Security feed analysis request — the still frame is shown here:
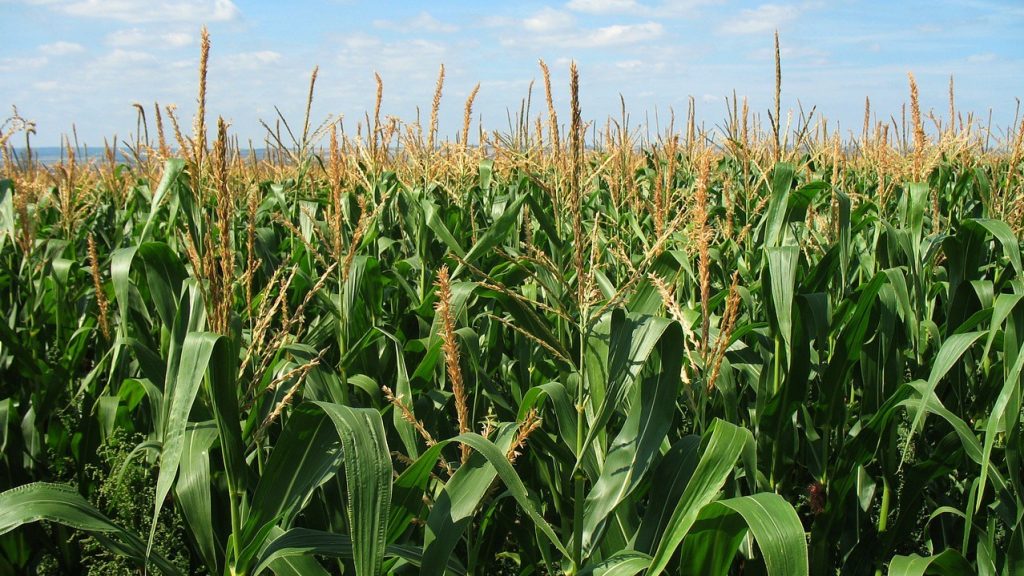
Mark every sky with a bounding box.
[0,0,1022,147]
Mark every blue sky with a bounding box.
[1,0,1022,147]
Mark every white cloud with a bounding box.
[566,0,639,14]
[656,0,720,16]
[609,56,670,76]
[106,28,147,46]
[480,15,515,28]
[480,78,534,94]
[0,56,49,73]
[524,7,575,33]
[248,51,282,64]
[583,22,663,47]
[567,0,718,17]
[503,6,663,49]
[336,34,448,77]
[719,3,801,35]
[162,32,193,47]
[373,11,458,34]
[750,45,829,66]
[98,48,156,65]
[106,28,194,48]
[966,53,997,64]
[39,41,84,55]
[33,80,61,91]
[505,14,663,49]
[221,50,282,70]
[36,0,240,24]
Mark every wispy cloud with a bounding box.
[33,80,62,92]
[39,41,85,56]
[566,0,718,17]
[615,59,645,71]
[583,22,664,47]
[373,11,458,34]
[220,50,283,71]
[523,7,575,33]
[3,0,1020,148]
[656,0,721,16]
[505,7,663,48]
[106,28,194,48]
[966,53,997,64]
[97,48,157,66]
[28,0,240,24]
[335,33,449,79]
[0,56,49,73]
[566,0,639,14]
[750,44,830,66]
[719,3,801,35]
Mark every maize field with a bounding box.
[1,31,1023,576]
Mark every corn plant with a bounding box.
[1,38,1024,575]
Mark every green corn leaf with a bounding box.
[678,493,808,576]
[453,192,528,279]
[581,320,683,557]
[240,402,392,576]
[635,435,702,552]
[963,218,1022,277]
[0,179,13,250]
[256,527,332,575]
[253,527,467,575]
[648,419,753,575]
[763,162,796,247]
[175,422,220,574]
[420,429,571,573]
[765,245,799,366]
[388,441,448,544]
[579,311,674,467]
[900,331,985,469]
[150,331,222,559]
[377,328,420,458]
[411,280,476,382]
[137,242,187,331]
[422,425,519,572]
[517,381,578,461]
[888,549,973,575]
[241,404,344,546]
[0,397,10,454]
[140,159,185,243]
[580,550,652,576]
[316,402,392,576]
[836,189,851,287]
[422,196,467,258]
[0,482,181,575]
[978,309,1024,511]
[110,246,139,335]
[203,333,247,540]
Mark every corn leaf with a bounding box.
[0,482,181,575]
[648,419,753,575]
[888,549,973,575]
[678,493,808,576]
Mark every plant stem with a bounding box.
[573,314,588,571]
[770,335,782,489]
[874,476,892,576]
[573,470,585,570]
[227,484,244,575]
